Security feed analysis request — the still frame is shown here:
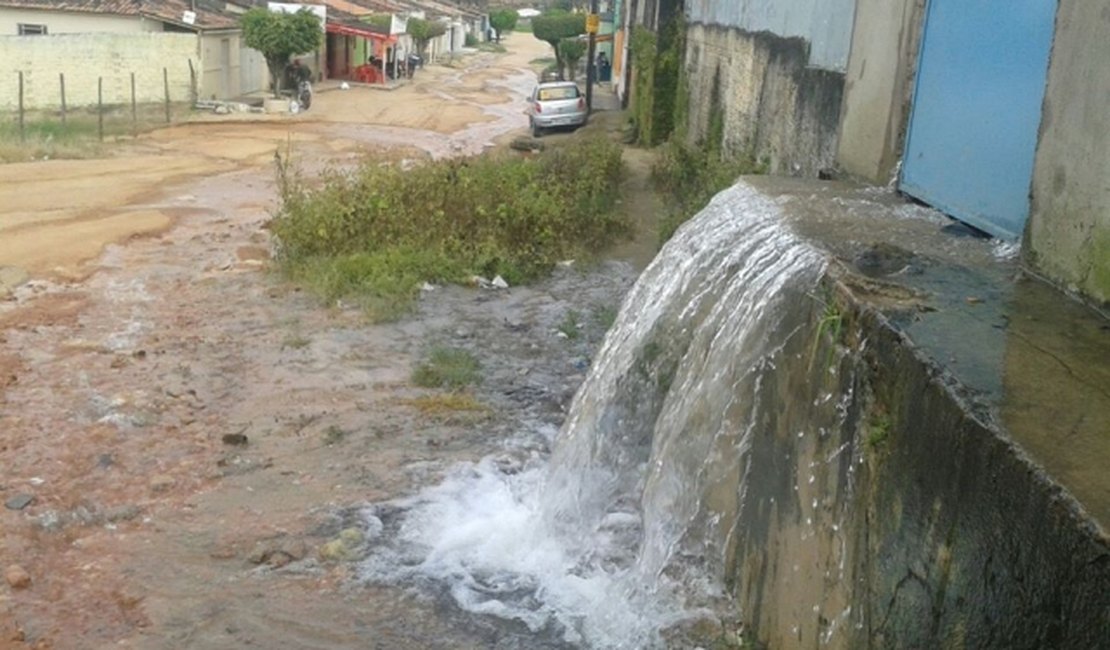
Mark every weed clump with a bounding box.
[271,139,626,320]
[652,140,766,244]
[411,346,481,390]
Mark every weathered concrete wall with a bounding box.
[0,33,199,109]
[686,0,857,71]
[713,177,1110,649]
[725,275,1110,649]
[835,0,923,184]
[1026,0,1110,306]
[683,24,843,176]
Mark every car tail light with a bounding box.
[578,97,586,110]
[534,102,542,114]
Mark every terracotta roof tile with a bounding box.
[0,0,240,29]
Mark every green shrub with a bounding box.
[465,32,479,47]
[412,347,481,389]
[652,140,766,244]
[271,139,626,319]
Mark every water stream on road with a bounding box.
[359,185,827,648]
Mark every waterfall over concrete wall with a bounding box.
[359,179,1110,649]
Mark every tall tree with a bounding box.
[531,13,585,78]
[407,17,448,63]
[488,8,519,41]
[241,7,323,97]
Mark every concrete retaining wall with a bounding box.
[686,0,857,71]
[726,272,1110,649]
[1,33,199,110]
[683,23,843,176]
[1026,0,1110,306]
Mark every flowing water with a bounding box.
[359,184,828,648]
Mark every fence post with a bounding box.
[59,72,67,124]
[130,72,137,136]
[188,59,197,104]
[97,77,104,142]
[18,71,25,143]
[163,67,171,124]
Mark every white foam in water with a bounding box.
[361,456,682,647]
[360,182,826,648]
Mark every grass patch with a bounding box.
[557,309,582,340]
[402,392,488,415]
[529,56,557,66]
[0,104,192,163]
[866,414,892,449]
[653,140,767,244]
[282,333,311,349]
[593,303,618,330]
[271,138,626,320]
[411,347,481,389]
[478,41,507,53]
[323,425,348,445]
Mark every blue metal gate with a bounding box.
[900,0,1057,240]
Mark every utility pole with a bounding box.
[585,0,599,112]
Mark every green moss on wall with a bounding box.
[1088,231,1110,304]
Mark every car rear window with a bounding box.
[538,86,579,101]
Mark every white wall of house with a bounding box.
[0,8,268,102]
[0,32,199,109]
[0,8,162,35]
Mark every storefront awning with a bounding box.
[326,21,398,44]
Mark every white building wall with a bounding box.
[1,32,199,109]
[0,8,162,35]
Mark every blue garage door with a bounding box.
[900,0,1057,240]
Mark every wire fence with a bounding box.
[4,65,198,146]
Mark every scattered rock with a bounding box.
[4,494,33,511]
[149,475,175,493]
[97,453,115,469]
[965,296,984,305]
[318,539,350,562]
[854,242,917,278]
[454,327,472,339]
[318,527,366,562]
[110,355,130,369]
[491,275,509,289]
[221,432,249,446]
[248,537,308,568]
[420,282,436,292]
[103,504,141,523]
[4,565,31,589]
[213,104,231,115]
[509,136,544,152]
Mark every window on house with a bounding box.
[17,24,48,35]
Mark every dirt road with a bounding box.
[0,36,652,649]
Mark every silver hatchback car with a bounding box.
[528,81,587,137]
